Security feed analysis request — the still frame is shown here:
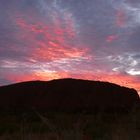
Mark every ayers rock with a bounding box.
[0,78,139,112]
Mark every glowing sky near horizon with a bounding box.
[0,0,140,94]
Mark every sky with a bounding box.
[0,0,140,94]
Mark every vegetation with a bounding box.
[0,109,139,140]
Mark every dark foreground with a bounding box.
[0,110,140,140]
[0,78,139,113]
[0,79,140,139]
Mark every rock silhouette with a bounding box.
[0,78,139,112]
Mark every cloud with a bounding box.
[0,0,140,94]
[0,78,12,86]
[112,0,140,28]
[0,0,92,85]
[127,27,140,51]
[126,69,140,76]
[13,3,91,62]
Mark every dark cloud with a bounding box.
[128,28,140,51]
[0,78,12,86]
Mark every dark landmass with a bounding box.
[0,78,139,113]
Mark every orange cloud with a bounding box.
[3,67,140,96]
[5,70,71,83]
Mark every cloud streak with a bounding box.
[0,0,140,95]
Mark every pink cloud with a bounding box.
[116,9,126,28]
[15,12,91,62]
[106,35,118,43]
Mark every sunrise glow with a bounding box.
[0,0,140,95]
